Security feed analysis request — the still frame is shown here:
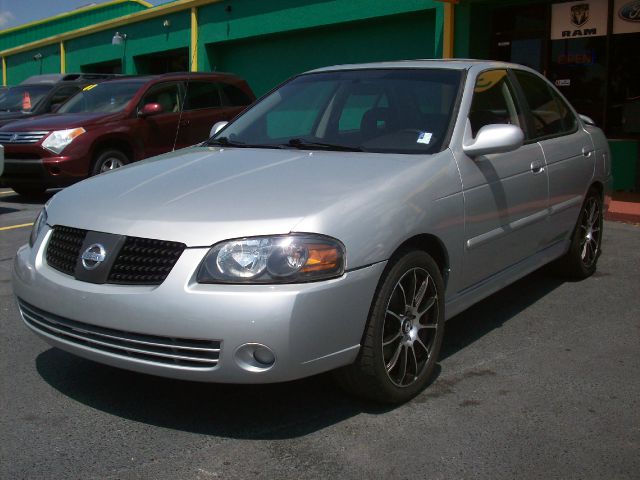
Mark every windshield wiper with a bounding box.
[207,136,284,149]
[286,138,364,152]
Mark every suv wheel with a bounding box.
[335,250,445,404]
[91,149,128,176]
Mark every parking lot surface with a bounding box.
[1,188,639,480]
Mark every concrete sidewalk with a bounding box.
[606,192,640,224]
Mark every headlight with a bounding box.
[41,127,85,154]
[29,207,48,247]
[197,234,345,284]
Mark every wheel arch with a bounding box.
[90,136,135,168]
[388,234,450,288]
[588,180,604,200]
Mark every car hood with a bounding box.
[46,146,429,247]
[0,111,30,126]
[0,112,119,131]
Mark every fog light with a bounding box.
[253,345,275,366]
[234,343,276,372]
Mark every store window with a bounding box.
[608,32,640,136]
[548,36,607,127]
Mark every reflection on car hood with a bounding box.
[46,146,424,246]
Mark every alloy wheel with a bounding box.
[579,196,602,268]
[382,267,439,387]
[99,157,125,173]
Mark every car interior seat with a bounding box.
[360,107,398,141]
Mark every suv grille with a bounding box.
[19,299,221,369]
[46,226,185,286]
[0,131,48,144]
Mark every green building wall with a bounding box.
[65,10,191,76]
[5,44,61,85]
[197,0,442,95]
[0,0,149,51]
[4,0,443,94]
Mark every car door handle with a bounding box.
[180,120,190,127]
[531,161,545,174]
[582,146,593,157]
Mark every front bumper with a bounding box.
[0,144,90,188]
[13,227,385,383]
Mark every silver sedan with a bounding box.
[13,60,611,403]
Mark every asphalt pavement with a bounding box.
[1,188,638,480]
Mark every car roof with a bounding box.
[19,73,120,85]
[98,72,245,85]
[307,59,525,73]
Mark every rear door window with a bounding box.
[220,83,253,107]
[513,70,578,140]
[185,82,222,110]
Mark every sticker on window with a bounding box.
[417,132,432,145]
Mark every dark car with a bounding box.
[0,73,118,129]
[0,72,255,197]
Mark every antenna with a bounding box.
[172,76,189,152]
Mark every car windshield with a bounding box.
[58,82,142,114]
[0,85,51,112]
[208,68,463,154]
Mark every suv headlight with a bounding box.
[42,127,85,154]
[29,207,48,247]
[197,234,345,284]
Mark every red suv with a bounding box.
[0,72,255,197]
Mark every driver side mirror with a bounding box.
[463,124,524,158]
[210,121,228,138]
[138,102,164,118]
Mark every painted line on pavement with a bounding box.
[0,223,33,231]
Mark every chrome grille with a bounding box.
[0,131,48,144]
[19,299,221,369]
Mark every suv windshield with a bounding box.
[0,85,51,112]
[59,82,142,114]
[208,68,462,154]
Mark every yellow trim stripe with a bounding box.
[442,3,455,58]
[190,7,198,72]
[0,223,34,231]
[60,41,66,74]
[0,0,221,58]
[0,0,151,38]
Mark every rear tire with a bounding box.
[335,250,445,404]
[91,149,128,176]
[11,185,47,198]
[553,188,603,279]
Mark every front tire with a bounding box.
[336,250,445,404]
[91,149,128,176]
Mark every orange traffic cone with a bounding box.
[22,91,31,110]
